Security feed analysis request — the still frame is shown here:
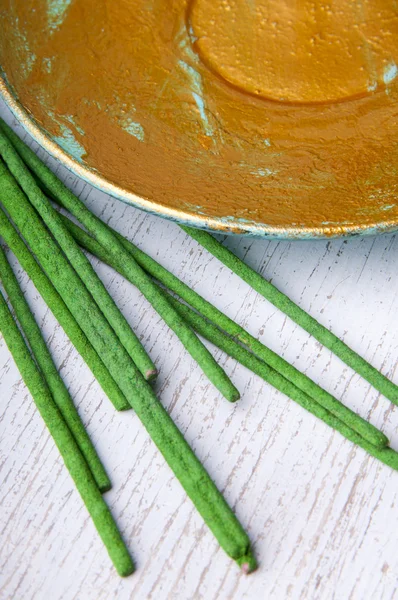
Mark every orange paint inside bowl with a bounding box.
[0,0,398,236]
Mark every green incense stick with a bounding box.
[0,128,156,382]
[0,289,134,576]
[60,212,388,452]
[0,209,130,412]
[58,212,388,449]
[167,295,398,470]
[0,122,239,403]
[0,162,256,573]
[0,161,162,408]
[181,226,398,404]
[0,244,111,491]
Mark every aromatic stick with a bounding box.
[0,245,111,491]
[0,123,239,404]
[0,162,155,404]
[181,225,398,404]
[0,164,256,573]
[59,213,388,449]
[58,211,387,451]
[0,289,134,576]
[0,209,129,412]
[167,295,398,470]
[0,128,156,382]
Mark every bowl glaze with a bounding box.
[1,0,398,238]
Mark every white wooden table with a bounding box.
[1,99,398,600]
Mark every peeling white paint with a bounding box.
[178,60,213,138]
[383,62,397,85]
[54,124,86,160]
[122,119,145,142]
[47,0,72,31]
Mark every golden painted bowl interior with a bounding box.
[0,0,398,238]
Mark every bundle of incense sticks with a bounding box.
[0,118,397,575]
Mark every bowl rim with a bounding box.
[1,75,397,240]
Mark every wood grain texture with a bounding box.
[1,100,398,600]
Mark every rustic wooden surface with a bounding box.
[1,99,398,600]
